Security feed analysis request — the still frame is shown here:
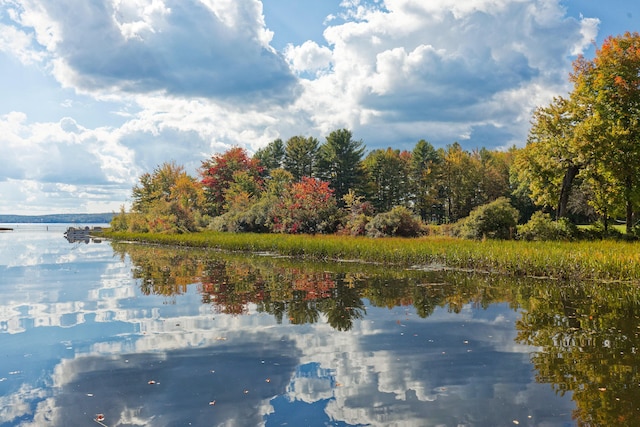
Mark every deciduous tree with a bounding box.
[200,147,264,216]
[571,32,640,233]
[271,177,338,234]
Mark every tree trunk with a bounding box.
[556,164,580,219]
[626,201,633,234]
[626,176,633,235]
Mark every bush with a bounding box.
[365,206,423,237]
[517,211,576,241]
[209,197,274,233]
[339,192,373,236]
[271,177,340,234]
[458,197,518,240]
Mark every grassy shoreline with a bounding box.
[101,230,640,282]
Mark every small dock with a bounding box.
[64,226,103,243]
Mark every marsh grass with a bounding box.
[102,230,640,282]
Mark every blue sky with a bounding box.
[0,0,638,214]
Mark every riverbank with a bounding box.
[101,230,640,282]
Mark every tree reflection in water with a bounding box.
[113,242,640,426]
[515,282,640,426]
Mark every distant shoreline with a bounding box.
[0,213,113,224]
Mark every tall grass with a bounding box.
[101,230,640,282]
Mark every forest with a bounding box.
[111,33,640,241]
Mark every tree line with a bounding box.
[112,32,640,239]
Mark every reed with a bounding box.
[101,230,640,282]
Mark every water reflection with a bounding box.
[516,283,640,427]
[3,232,639,426]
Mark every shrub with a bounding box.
[339,191,373,236]
[365,206,423,237]
[271,177,340,234]
[458,197,518,240]
[110,206,129,232]
[517,211,576,241]
[210,196,274,233]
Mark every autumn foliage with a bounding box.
[200,147,264,216]
[271,177,339,234]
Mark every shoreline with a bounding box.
[100,230,640,283]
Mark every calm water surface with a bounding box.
[1,226,638,426]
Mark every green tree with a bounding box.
[512,96,583,219]
[441,143,478,222]
[129,161,204,233]
[410,140,444,222]
[363,148,411,212]
[571,32,640,233]
[284,135,319,181]
[253,139,285,174]
[476,147,513,205]
[317,129,366,203]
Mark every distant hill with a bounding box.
[0,213,114,224]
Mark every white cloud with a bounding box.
[292,0,598,147]
[284,40,333,75]
[0,0,604,213]
[4,0,297,101]
[0,22,45,63]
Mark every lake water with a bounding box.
[1,226,638,426]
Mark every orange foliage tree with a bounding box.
[271,177,339,234]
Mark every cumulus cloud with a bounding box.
[284,40,333,75]
[293,0,600,148]
[0,0,603,213]
[3,0,298,101]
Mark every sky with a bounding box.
[0,0,638,215]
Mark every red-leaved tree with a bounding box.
[271,177,338,234]
[199,147,264,216]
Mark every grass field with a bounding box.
[101,230,640,283]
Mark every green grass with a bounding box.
[101,230,640,282]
